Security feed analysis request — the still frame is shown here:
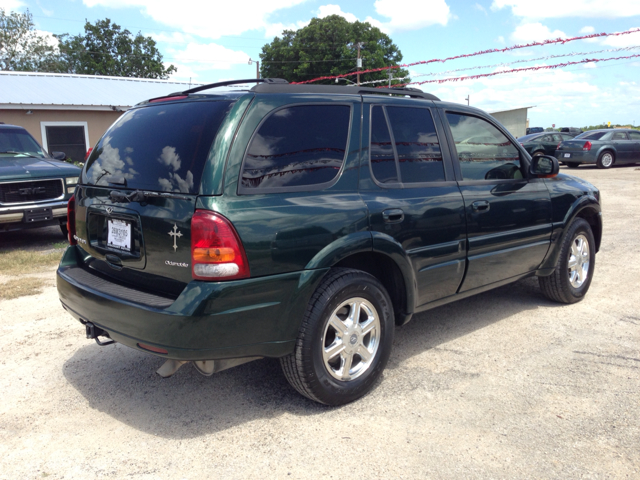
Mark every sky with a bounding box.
[2,0,640,128]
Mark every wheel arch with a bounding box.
[537,196,602,274]
[305,231,417,326]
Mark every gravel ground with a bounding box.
[1,166,638,479]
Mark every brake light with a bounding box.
[84,147,93,161]
[583,141,592,151]
[191,210,250,281]
[557,142,561,149]
[150,95,188,103]
[67,195,77,245]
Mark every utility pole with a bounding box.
[356,43,362,86]
[248,58,260,79]
[388,66,392,87]
[465,95,470,105]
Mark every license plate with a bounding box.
[563,153,571,158]
[107,219,131,251]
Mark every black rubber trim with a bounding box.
[62,266,175,308]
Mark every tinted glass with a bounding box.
[446,113,522,181]
[84,100,234,193]
[628,131,640,140]
[386,106,444,183]
[560,134,574,141]
[370,106,398,183]
[0,129,45,157]
[580,131,606,140]
[611,132,629,140]
[242,105,350,190]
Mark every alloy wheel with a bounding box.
[568,234,590,288]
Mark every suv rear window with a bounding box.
[240,105,351,191]
[84,100,234,193]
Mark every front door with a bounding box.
[442,110,552,292]
[360,99,467,307]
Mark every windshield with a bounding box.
[0,129,46,158]
[84,100,234,193]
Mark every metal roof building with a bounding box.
[0,71,203,162]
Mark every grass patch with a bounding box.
[0,277,47,300]
[0,249,63,275]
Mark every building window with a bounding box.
[40,122,89,163]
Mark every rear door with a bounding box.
[76,98,239,297]
[441,109,552,292]
[610,131,633,163]
[628,130,640,161]
[359,98,466,307]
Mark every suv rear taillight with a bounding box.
[191,210,250,281]
[67,195,77,245]
[583,141,592,151]
[557,142,561,149]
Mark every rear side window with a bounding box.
[84,100,234,193]
[629,131,640,140]
[369,106,445,185]
[446,113,522,181]
[241,105,351,191]
[580,131,606,140]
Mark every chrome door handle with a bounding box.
[382,208,404,224]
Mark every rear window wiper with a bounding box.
[0,150,43,158]
[109,189,193,203]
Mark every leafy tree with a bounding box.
[56,18,176,78]
[260,15,409,85]
[0,8,63,71]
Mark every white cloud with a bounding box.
[148,31,195,45]
[171,42,250,70]
[491,0,640,18]
[317,4,358,23]
[602,28,640,47]
[583,62,597,69]
[510,23,567,43]
[0,0,25,11]
[579,25,600,43]
[474,3,488,15]
[373,0,451,32]
[264,20,310,39]
[82,0,307,39]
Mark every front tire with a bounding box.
[539,218,595,304]
[566,162,579,168]
[280,268,394,405]
[597,151,614,169]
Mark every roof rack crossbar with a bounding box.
[180,78,288,95]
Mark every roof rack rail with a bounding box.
[250,83,439,101]
[181,78,288,95]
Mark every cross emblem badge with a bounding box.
[168,224,182,252]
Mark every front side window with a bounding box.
[241,105,350,190]
[446,113,522,181]
[369,105,445,185]
[628,131,640,140]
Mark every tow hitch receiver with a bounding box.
[85,322,115,346]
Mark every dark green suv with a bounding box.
[57,79,602,405]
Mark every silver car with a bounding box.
[555,129,640,169]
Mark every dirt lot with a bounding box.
[1,166,638,479]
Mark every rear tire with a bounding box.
[539,218,595,304]
[597,151,614,169]
[280,268,394,405]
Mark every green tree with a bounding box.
[0,8,64,71]
[260,15,409,85]
[56,18,176,78]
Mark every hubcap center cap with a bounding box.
[349,334,358,345]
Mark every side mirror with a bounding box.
[51,151,66,160]
[529,155,559,178]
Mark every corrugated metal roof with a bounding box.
[0,71,206,109]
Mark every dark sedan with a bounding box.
[1,124,81,235]
[555,129,640,169]
[518,132,576,157]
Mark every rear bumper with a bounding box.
[57,246,328,361]
[554,150,597,164]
